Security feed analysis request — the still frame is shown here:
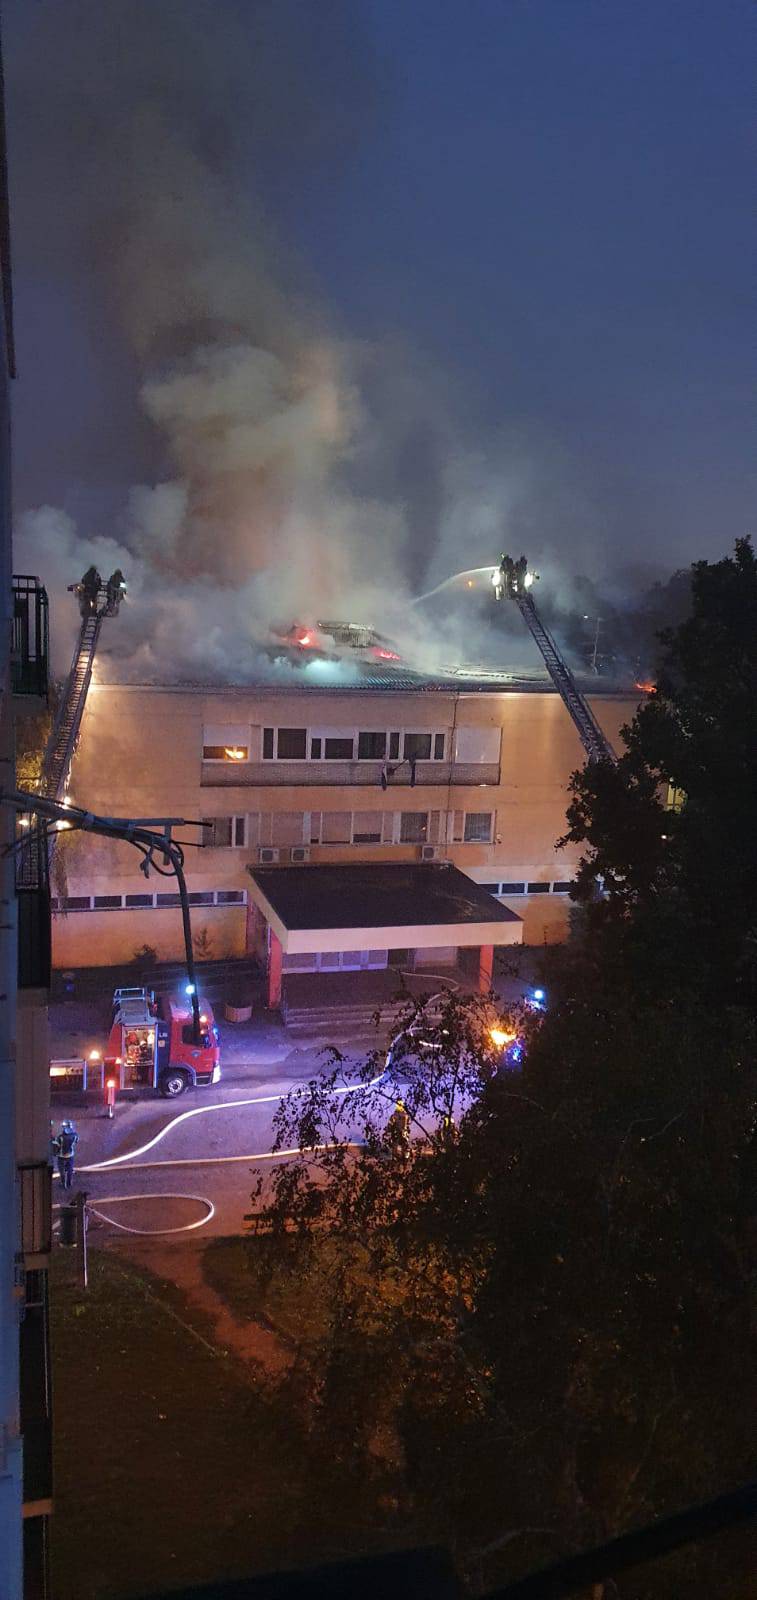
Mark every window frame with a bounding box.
[462,811,494,843]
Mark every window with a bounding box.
[93,895,121,909]
[463,812,493,843]
[201,816,247,848]
[275,727,307,760]
[124,893,153,908]
[62,896,90,912]
[270,811,305,847]
[500,882,526,895]
[526,881,550,894]
[433,733,446,760]
[321,812,352,844]
[202,723,250,762]
[665,783,686,813]
[552,881,574,894]
[324,736,354,760]
[479,883,500,894]
[388,731,400,760]
[263,727,274,759]
[156,893,182,908]
[400,811,428,843]
[310,729,355,760]
[358,731,386,760]
[188,891,215,906]
[202,744,248,762]
[403,732,432,761]
[216,889,245,905]
[454,726,501,764]
[353,811,383,844]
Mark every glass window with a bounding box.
[388,731,400,760]
[276,728,307,759]
[433,732,446,760]
[188,891,215,906]
[233,816,247,848]
[217,889,245,905]
[93,895,121,909]
[271,812,304,846]
[358,731,386,760]
[527,882,550,894]
[400,812,428,843]
[500,882,526,895]
[263,727,274,759]
[202,744,248,762]
[323,736,354,760]
[464,812,493,843]
[404,732,432,761]
[353,811,383,844]
[202,818,233,848]
[124,893,153,908]
[321,812,352,844]
[310,737,322,759]
[156,893,182,908]
[479,883,500,894]
[552,881,573,894]
[62,896,90,912]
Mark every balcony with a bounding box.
[16,823,52,990]
[202,760,501,789]
[11,575,49,699]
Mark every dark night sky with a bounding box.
[5,0,754,596]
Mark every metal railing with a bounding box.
[11,574,48,699]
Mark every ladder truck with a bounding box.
[492,555,617,764]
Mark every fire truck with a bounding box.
[103,987,221,1097]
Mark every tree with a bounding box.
[248,983,757,1596]
[562,540,757,1008]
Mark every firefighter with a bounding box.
[514,555,528,590]
[71,565,101,618]
[57,1119,79,1190]
[385,1100,410,1161]
[105,568,126,613]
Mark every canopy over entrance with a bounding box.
[247,862,522,1008]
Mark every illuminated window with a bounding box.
[665,783,686,813]
[202,744,249,762]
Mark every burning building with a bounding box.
[50,665,638,1007]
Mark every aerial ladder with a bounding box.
[40,572,125,802]
[493,554,616,764]
[15,573,126,890]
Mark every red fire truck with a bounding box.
[103,987,221,1097]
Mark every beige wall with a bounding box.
[51,683,638,966]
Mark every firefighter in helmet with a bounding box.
[70,565,102,618]
[105,568,126,614]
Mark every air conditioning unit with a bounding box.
[257,846,280,864]
[290,846,311,864]
[419,844,440,862]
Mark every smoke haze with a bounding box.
[5,0,679,684]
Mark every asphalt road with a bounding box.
[53,1044,386,1237]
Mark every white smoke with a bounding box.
[6,0,624,687]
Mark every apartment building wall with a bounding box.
[51,682,637,966]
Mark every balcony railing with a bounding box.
[202,760,501,789]
[11,574,49,699]
[16,822,52,990]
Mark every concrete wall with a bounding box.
[52,683,638,966]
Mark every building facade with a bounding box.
[52,679,637,976]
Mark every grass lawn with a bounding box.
[51,1247,408,1599]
